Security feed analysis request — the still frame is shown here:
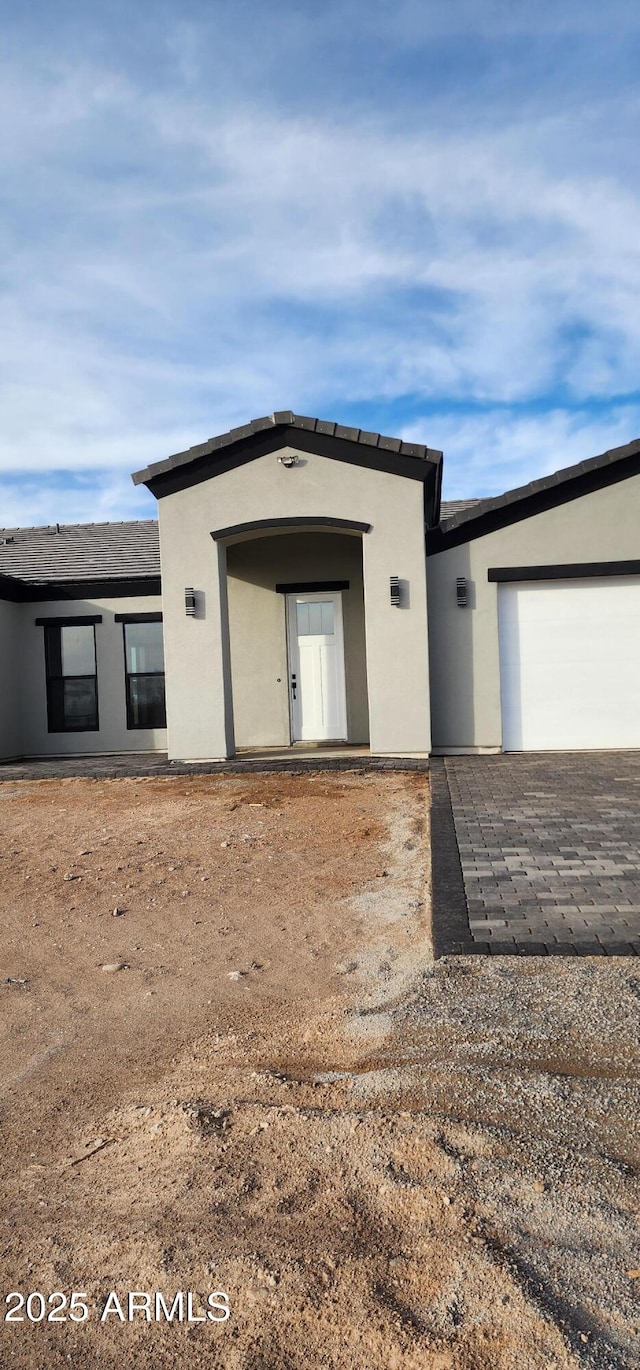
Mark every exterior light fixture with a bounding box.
[185,587,196,616]
[456,576,468,607]
[390,575,401,607]
[278,453,299,468]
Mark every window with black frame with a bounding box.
[123,618,166,729]
[44,621,99,732]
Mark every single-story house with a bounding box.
[1,411,639,762]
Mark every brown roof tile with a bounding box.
[132,412,442,486]
[436,437,640,533]
[0,521,160,585]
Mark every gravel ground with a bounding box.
[0,772,638,1369]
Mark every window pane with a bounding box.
[307,602,323,634]
[125,621,165,674]
[320,601,334,634]
[295,602,310,635]
[60,624,95,676]
[46,678,66,732]
[296,600,334,636]
[127,674,166,729]
[44,625,63,678]
[63,678,98,730]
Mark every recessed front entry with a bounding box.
[286,591,348,742]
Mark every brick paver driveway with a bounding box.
[436,753,640,956]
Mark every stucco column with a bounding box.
[161,535,235,761]
[362,525,431,755]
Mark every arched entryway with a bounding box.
[143,422,435,762]
[223,526,369,750]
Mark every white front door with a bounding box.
[286,592,348,742]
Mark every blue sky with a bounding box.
[2,0,640,525]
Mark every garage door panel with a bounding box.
[498,577,640,751]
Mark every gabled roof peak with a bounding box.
[132,411,442,488]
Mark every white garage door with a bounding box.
[498,577,640,751]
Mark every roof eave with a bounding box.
[427,436,640,554]
[132,413,443,493]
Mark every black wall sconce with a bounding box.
[390,575,401,607]
[185,587,197,616]
[456,576,468,607]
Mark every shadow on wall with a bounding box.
[428,543,480,750]
[496,583,524,752]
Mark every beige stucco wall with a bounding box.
[157,446,431,758]
[428,472,640,750]
[0,598,23,759]
[227,532,369,747]
[17,595,166,756]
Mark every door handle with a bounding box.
[291,673,297,700]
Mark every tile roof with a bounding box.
[439,498,482,522]
[8,430,635,586]
[0,521,160,585]
[132,411,443,485]
[435,436,640,533]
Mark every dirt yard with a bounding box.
[0,771,638,1370]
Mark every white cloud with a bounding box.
[1,6,640,511]
[0,468,156,530]
[406,406,640,499]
